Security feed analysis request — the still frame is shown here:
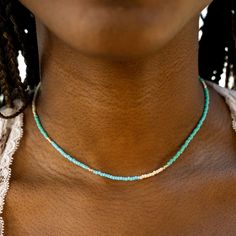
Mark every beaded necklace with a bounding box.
[32,77,209,181]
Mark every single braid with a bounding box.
[0,46,13,109]
[0,5,14,108]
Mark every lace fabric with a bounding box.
[0,100,24,236]
[0,82,235,235]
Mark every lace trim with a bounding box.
[0,101,24,236]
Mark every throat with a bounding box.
[23,17,206,181]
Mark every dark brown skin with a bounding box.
[2,0,236,235]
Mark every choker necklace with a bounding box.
[32,77,209,182]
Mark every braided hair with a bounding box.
[0,0,39,119]
[0,0,235,119]
[199,0,236,87]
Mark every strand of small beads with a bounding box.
[32,77,209,182]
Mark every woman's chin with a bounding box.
[34,1,183,58]
[50,12,177,60]
[62,31,170,60]
[31,0,201,60]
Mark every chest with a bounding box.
[2,173,236,236]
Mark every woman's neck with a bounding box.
[22,16,206,183]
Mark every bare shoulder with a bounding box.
[197,81,236,191]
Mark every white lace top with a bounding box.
[0,80,235,235]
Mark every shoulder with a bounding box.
[205,80,236,101]
[205,80,236,132]
[196,79,236,180]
